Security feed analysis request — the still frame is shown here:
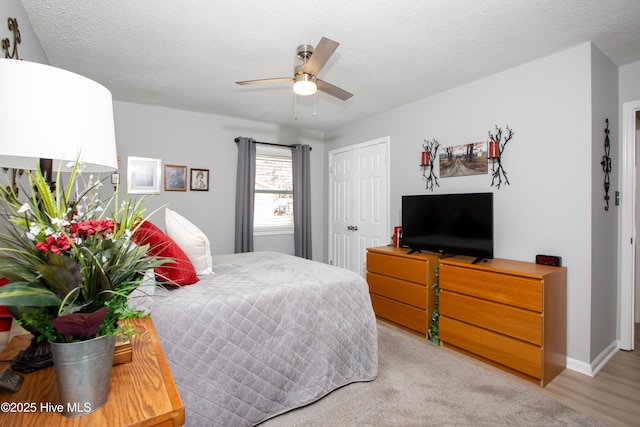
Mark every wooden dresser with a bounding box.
[366,246,440,337]
[0,317,184,426]
[438,256,567,387]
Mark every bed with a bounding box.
[144,250,378,427]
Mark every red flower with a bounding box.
[72,219,115,240]
[35,235,72,255]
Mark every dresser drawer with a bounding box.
[367,251,429,284]
[439,265,542,312]
[367,272,426,309]
[440,316,542,379]
[370,294,427,334]
[440,290,542,345]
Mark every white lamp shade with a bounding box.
[0,59,117,172]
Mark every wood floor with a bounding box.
[540,324,640,427]
[437,323,639,426]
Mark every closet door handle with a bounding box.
[347,225,358,231]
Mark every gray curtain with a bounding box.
[292,144,312,259]
[234,137,256,253]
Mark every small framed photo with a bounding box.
[127,156,161,194]
[164,165,187,191]
[190,168,209,191]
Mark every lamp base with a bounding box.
[10,336,53,373]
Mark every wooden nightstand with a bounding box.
[0,317,184,426]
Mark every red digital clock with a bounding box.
[535,254,562,266]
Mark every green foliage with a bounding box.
[428,265,440,345]
[0,160,168,342]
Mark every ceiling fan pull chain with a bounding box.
[313,92,317,116]
[294,93,298,120]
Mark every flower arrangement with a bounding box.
[0,161,166,343]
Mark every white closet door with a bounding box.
[330,137,389,277]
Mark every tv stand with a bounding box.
[471,257,486,264]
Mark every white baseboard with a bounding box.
[566,356,593,376]
[590,340,620,376]
[565,340,619,377]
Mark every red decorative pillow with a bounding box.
[132,220,199,286]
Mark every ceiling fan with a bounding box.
[235,37,353,101]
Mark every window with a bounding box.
[254,147,293,233]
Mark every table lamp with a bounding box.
[0,58,118,371]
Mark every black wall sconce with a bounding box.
[421,138,440,191]
[601,118,612,211]
[488,125,514,189]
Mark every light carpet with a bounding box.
[261,321,607,426]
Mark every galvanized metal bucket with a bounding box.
[50,334,116,417]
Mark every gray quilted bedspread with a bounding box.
[150,251,378,426]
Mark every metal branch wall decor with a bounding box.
[2,17,20,59]
[421,138,440,191]
[600,118,612,211]
[488,125,514,189]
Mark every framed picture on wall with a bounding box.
[164,165,187,191]
[439,142,488,178]
[127,156,161,194]
[190,168,209,191]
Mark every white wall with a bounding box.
[589,45,619,360]
[326,43,596,366]
[112,101,326,260]
[620,61,640,104]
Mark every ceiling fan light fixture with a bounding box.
[236,37,351,102]
[293,73,317,96]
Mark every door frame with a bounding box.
[328,136,390,267]
[619,99,640,350]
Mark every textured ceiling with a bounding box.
[20,0,640,132]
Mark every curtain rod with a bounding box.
[234,137,312,151]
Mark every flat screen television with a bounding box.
[401,192,493,261]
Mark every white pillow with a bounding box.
[164,208,214,275]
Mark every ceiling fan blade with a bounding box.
[236,77,292,85]
[317,79,353,101]
[303,37,339,77]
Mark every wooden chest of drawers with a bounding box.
[439,256,567,387]
[366,246,440,337]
